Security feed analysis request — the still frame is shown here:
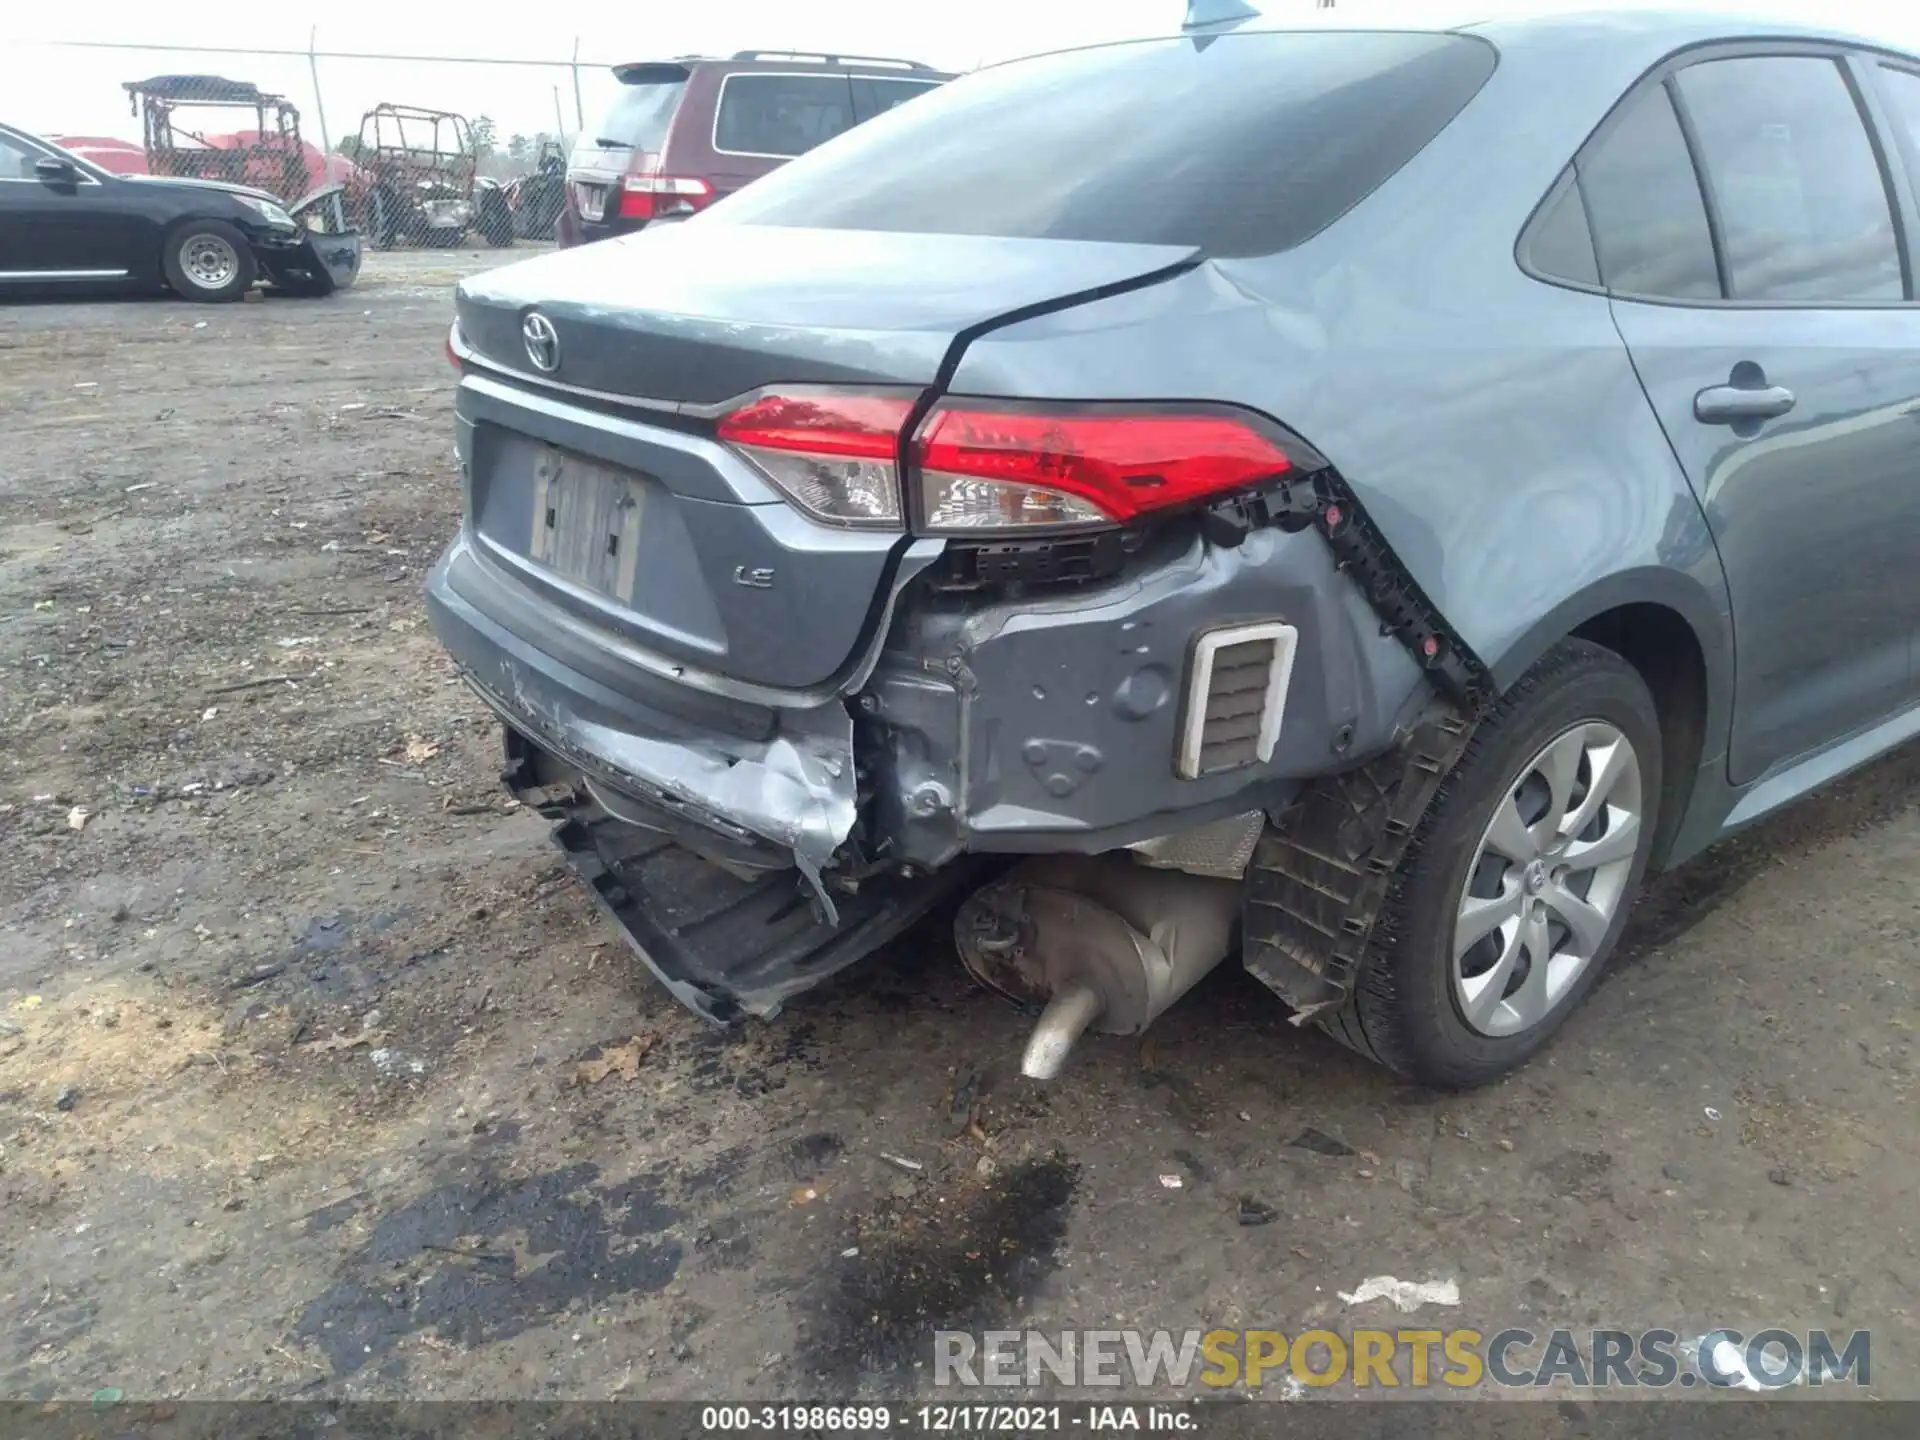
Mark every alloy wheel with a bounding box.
[1451,721,1643,1038]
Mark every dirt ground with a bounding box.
[2,248,1917,1407]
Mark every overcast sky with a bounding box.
[12,1,1920,152]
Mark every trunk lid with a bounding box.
[455,223,1195,695]
[455,220,1199,403]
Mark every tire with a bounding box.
[161,220,256,303]
[1318,639,1663,1088]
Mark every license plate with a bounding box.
[529,447,647,601]
[573,182,607,222]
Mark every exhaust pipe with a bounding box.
[955,854,1242,1080]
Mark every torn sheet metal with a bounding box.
[489,658,858,921]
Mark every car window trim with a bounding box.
[1522,37,1920,310]
[709,71,859,161]
[1658,75,1734,300]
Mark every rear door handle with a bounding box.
[1694,382,1795,425]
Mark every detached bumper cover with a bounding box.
[505,730,977,1024]
[256,229,363,295]
[429,533,978,1023]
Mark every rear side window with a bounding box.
[852,77,942,121]
[1579,85,1721,300]
[594,79,687,152]
[711,31,1497,258]
[1874,65,1920,156]
[715,74,856,158]
[1676,56,1901,302]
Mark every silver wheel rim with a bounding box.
[182,234,240,290]
[1452,721,1643,1038]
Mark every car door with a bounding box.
[1588,48,1920,785]
[0,130,143,280]
[0,130,72,275]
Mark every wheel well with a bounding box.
[1572,603,1708,866]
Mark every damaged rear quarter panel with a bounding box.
[944,41,1734,742]
[867,527,1421,863]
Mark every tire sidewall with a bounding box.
[163,220,256,303]
[1379,646,1663,1086]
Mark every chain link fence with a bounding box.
[31,42,624,247]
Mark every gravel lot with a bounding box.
[2,248,1917,1408]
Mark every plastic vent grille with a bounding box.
[1176,622,1299,780]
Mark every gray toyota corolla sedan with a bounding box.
[428,11,1920,1088]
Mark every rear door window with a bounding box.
[1675,55,1901,302]
[714,74,857,158]
[1873,63,1920,159]
[851,77,942,122]
[712,31,1496,258]
[593,78,688,152]
[1578,84,1722,300]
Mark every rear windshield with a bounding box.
[714,74,856,158]
[713,31,1497,257]
[593,79,687,151]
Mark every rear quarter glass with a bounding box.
[710,30,1497,258]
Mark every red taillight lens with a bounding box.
[617,174,715,220]
[718,391,917,529]
[446,323,462,370]
[912,404,1293,533]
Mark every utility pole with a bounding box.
[570,36,585,131]
[308,25,331,153]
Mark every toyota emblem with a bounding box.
[522,312,560,373]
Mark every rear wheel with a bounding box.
[1318,639,1662,1088]
[162,220,256,303]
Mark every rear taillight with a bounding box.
[616,174,715,220]
[718,390,917,528]
[446,322,462,370]
[911,403,1293,534]
[717,391,1298,536]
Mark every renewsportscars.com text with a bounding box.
[934,1327,1870,1392]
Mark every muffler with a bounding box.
[954,854,1242,1080]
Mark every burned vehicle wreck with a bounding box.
[430,16,1920,1086]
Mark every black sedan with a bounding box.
[0,121,362,303]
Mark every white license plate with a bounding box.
[529,447,647,600]
[573,183,608,222]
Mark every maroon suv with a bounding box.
[557,51,951,248]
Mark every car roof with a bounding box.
[1454,7,1909,58]
[979,10,1916,94]
[612,52,949,81]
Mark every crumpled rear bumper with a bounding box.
[424,532,858,894]
[428,531,987,1023]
